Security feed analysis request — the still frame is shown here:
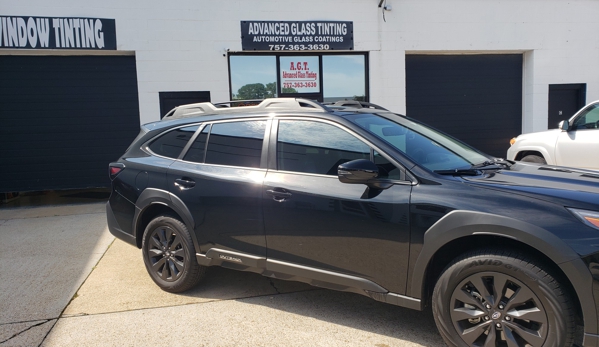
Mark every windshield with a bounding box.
[344,113,490,171]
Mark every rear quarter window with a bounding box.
[148,125,199,158]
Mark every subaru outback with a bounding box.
[107,98,599,347]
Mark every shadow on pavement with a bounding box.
[65,234,444,346]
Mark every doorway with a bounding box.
[548,84,586,129]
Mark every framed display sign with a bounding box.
[241,21,353,51]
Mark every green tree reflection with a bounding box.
[234,82,297,100]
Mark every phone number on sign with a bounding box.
[283,82,318,89]
[269,44,330,51]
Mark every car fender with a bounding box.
[409,210,597,334]
[133,188,198,250]
[508,143,555,164]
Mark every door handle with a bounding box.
[174,178,195,190]
[266,189,292,202]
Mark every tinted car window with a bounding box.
[277,120,370,175]
[573,104,599,130]
[148,125,199,158]
[345,113,488,171]
[205,121,267,168]
[183,125,210,163]
[374,150,403,180]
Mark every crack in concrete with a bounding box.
[0,319,52,344]
[268,279,281,294]
[38,319,58,347]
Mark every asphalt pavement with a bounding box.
[0,199,445,347]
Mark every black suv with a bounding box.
[107,98,599,347]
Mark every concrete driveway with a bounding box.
[0,202,445,347]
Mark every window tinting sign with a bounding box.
[0,16,116,50]
[241,21,353,51]
[280,56,319,93]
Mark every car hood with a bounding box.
[516,128,561,141]
[463,162,599,208]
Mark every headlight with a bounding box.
[568,208,599,230]
[509,137,517,146]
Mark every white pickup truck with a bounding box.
[507,100,599,170]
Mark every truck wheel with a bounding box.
[520,155,546,164]
[432,249,575,347]
[142,215,205,293]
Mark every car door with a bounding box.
[556,103,599,170]
[167,119,270,257]
[263,118,412,294]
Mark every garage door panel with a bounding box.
[3,126,139,142]
[2,124,139,138]
[4,159,122,182]
[406,54,522,158]
[0,55,140,192]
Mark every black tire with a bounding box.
[520,155,546,164]
[142,215,205,293]
[432,249,575,347]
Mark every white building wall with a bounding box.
[392,0,599,133]
[2,0,598,130]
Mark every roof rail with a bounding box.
[163,98,331,119]
[324,100,388,111]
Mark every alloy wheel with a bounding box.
[449,271,548,347]
[146,225,187,282]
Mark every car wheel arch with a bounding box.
[515,150,545,161]
[133,188,198,250]
[409,210,596,336]
[512,146,554,164]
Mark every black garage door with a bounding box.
[0,55,140,192]
[406,55,522,158]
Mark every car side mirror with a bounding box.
[559,120,570,131]
[338,159,379,183]
[338,159,393,189]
